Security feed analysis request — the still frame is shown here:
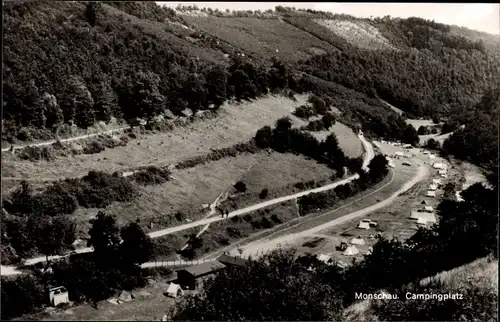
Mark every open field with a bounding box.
[406,118,439,130]
[314,19,396,51]
[1,95,308,181]
[307,122,363,158]
[72,151,335,232]
[183,16,339,62]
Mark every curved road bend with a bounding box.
[142,162,428,268]
[1,135,373,275]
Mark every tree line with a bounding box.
[4,0,426,148]
[441,88,499,169]
[1,212,154,320]
[298,154,388,215]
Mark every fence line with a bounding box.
[147,250,278,268]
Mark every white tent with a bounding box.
[351,237,365,245]
[432,178,442,185]
[357,221,371,230]
[428,183,438,191]
[118,290,133,303]
[416,213,437,225]
[426,191,436,197]
[317,254,332,264]
[416,217,427,225]
[432,162,444,169]
[344,245,360,256]
[424,206,434,212]
[166,283,184,298]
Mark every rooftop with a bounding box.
[217,254,249,267]
[180,261,225,277]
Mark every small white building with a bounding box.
[438,169,447,175]
[426,190,436,197]
[49,286,69,307]
[410,211,437,224]
[166,283,184,298]
[432,178,442,185]
[358,221,371,230]
[423,205,434,212]
[428,183,438,191]
[440,173,448,178]
[432,162,444,169]
[395,151,404,157]
[429,154,436,160]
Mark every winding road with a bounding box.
[2,134,375,276]
[1,127,130,153]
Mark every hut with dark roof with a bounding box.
[177,261,225,290]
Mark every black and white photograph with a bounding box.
[1,1,499,321]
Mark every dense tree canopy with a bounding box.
[173,250,343,321]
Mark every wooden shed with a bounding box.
[177,261,225,290]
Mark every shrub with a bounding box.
[226,227,242,238]
[321,113,336,129]
[250,220,262,229]
[270,214,282,224]
[17,146,55,161]
[260,217,274,229]
[259,188,269,199]
[131,166,171,185]
[83,141,105,154]
[234,181,247,193]
[1,275,46,320]
[175,212,185,222]
[293,105,316,119]
[425,138,441,150]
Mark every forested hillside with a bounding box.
[3,1,499,166]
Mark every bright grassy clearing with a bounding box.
[307,122,363,158]
[2,95,308,181]
[406,118,439,130]
[314,19,396,51]
[183,16,338,62]
[73,150,335,229]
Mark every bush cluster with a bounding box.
[130,166,171,186]
[176,141,260,170]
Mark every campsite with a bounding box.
[1,1,498,321]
